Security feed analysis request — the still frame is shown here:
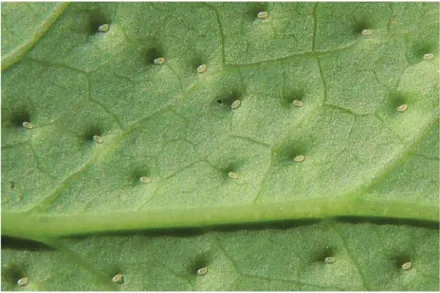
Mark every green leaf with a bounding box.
[1,2,439,291]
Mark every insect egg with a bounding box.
[324,256,336,264]
[401,262,412,270]
[17,277,29,287]
[139,176,151,183]
[197,267,208,276]
[361,29,373,36]
[231,100,241,109]
[294,155,305,162]
[22,121,33,129]
[112,273,123,283]
[93,135,103,144]
[257,11,268,19]
[292,100,303,107]
[98,24,110,33]
[423,53,434,60]
[153,57,165,65]
[228,171,239,179]
[397,104,408,113]
[197,64,207,73]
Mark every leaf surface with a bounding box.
[1,2,439,291]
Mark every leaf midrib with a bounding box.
[2,196,439,241]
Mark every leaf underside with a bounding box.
[1,2,439,291]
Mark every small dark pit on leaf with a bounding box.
[8,109,31,128]
[246,3,269,22]
[143,45,166,66]
[87,9,111,35]
[80,126,103,143]
[1,263,27,286]
[392,254,412,271]
[187,253,212,276]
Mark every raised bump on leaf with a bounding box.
[401,262,412,270]
[93,135,103,144]
[139,176,151,183]
[154,57,165,65]
[17,277,29,287]
[231,100,241,109]
[324,256,336,264]
[423,53,434,60]
[196,267,208,276]
[257,11,268,19]
[112,273,123,284]
[361,29,373,36]
[292,100,303,107]
[228,171,239,179]
[98,24,109,33]
[294,155,305,163]
[197,64,207,73]
[397,104,408,113]
[22,121,33,130]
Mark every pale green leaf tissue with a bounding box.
[1,2,439,291]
